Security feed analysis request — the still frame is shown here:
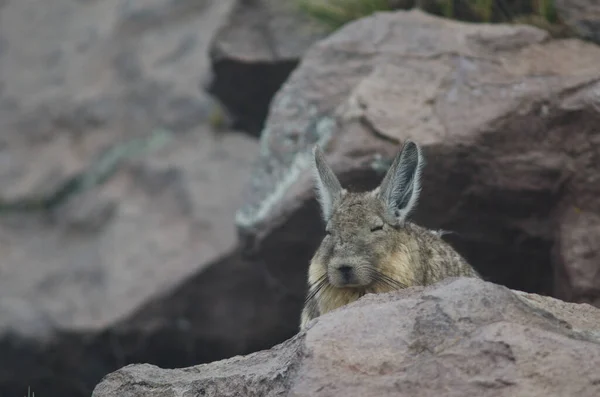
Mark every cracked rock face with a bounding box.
[92,277,600,397]
[235,9,600,307]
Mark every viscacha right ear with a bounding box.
[312,146,344,222]
[376,140,425,224]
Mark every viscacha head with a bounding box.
[310,140,425,289]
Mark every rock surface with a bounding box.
[92,277,600,397]
[235,9,600,305]
[0,0,246,331]
[555,0,600,44]
[0,130,257,333]
[207,0,329,136]
[0,0,285,396]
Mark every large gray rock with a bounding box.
[0,0,236,205]
[92,277,600,397]
[207,0,329,136]
[0,130,257,333]
[235,9,600,307]
[0,0,279,396]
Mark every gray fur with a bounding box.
[300,140,480,330]
[377,140,425,224]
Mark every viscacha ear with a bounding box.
[377,140,425,223]
[312,146,344,222]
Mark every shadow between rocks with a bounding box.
[0,248,302,397]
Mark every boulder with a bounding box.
[92,277,600,397]
[207,0,329,136]
[235,9,600,307]
[555,0,600,44]
[0,0,281,395]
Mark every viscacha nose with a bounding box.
[337,265,353,281]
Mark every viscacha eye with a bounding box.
[370,224,384,232]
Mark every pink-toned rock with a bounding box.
[92,277,600,397]
[235,9,600,307]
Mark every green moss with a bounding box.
[297,0,393,30]
[536,0,558,23]
[207,101,232,132]
[298,0,564,35]
[468,0,495,22]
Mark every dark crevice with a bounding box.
[207,59,300,137]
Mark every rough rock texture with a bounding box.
[0,0,297,395]
[207,0,329,136]
[92,277,600,397]
[0,0,243,334]
[0,130,256,333]
[555,0,600,44]
[235,9,600,306]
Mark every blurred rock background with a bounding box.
[0,0,598,396]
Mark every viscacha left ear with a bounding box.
[312,146,345,222]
